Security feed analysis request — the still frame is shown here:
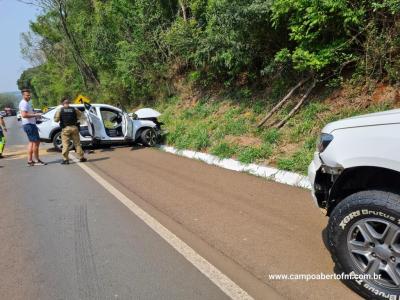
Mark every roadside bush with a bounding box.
[223,118,249,136]
[211,142,239,159]
[181,102,216,120]
[173,123,210,151]
[277,148,313,173]
[167,122,187,146]
[237,145,272,164]
[187,123,211,150]
[261,129,281,145]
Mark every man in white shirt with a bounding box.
[19,89,47,166]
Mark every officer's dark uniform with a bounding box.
[54,107,85,162]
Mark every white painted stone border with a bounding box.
[158,145,312,190]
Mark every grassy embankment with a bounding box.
[152,84,396,174]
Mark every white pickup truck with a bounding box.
[308,109,400,299]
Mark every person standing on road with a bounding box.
[0,114,7,158]
[19,89,47,166]
[54,98,87,164]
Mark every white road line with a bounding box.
[72,157,254,300]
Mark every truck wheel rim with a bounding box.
[55,135,63,149]
[347,218,400,288]
[145,130,156,146]
[55,135,71,150]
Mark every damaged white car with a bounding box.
[37,103,164,151]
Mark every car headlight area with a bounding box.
[317,133,334,153]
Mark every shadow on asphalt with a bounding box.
[45,144,148,155]
[99,147,115,152]
[130,145,146,151]
[321,227,329,250]
[45,156,110,165]
[84,157,110,163]
[87,144,145,152]
[2,153,19,159]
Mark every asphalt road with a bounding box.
[4,115,29,146]
[0,117,360,299]
[0,118,235,300]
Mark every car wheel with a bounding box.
[140,128,157,147]
[328,190,400,299]
[53,131,73,152]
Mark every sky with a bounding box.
[0,0,39,93]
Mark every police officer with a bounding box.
[0,114,7,158]
[54,98,87,164]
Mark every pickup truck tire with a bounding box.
[328,190,400,299]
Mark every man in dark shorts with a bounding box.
[19,89,47,166]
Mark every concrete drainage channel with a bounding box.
[158,145,312,190]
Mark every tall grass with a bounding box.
[156,95,394,174]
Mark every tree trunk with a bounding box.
[275,79,317,129]
[179,0,187,21]
[257,76,310,128]
[57,0,99,87]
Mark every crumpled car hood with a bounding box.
[135,108,161,119]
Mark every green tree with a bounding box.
[17,0,400,108]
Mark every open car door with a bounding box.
[121,112,134,140]
[83,103,106,140]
